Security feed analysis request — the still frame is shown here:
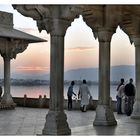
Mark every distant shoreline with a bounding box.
[0,79,119,86]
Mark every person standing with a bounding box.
[78,79,92,112]
[67,81,76,110]
[116,78,125,114]
[124,78,136,116]
[0,85,2,101]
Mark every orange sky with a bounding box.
[0,8,135,75]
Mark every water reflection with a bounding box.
[8,85,117,100]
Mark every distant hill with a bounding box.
[64,65,135,81]
[0,65,135,81]
[111,65,135,82]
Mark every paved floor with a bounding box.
[0,107,140,135]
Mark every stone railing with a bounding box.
[11,95,117,111]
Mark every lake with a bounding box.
[7,85,117,101]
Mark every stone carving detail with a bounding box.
[96,28,116,42]
[0,11,13,28]
[37,18,72,36]
[13,5,81,35]
[13,5,140,40]
[13,5,42,20]
[0,39,28,59]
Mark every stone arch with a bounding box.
[64,15,99,111]
[65,15,99,75]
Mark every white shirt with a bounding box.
[117,84,125,98]
[79,84,91,106]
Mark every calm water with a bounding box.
[7,85,117,101]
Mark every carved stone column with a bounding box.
[41,19,72,135]
[13,5,81,135]
[1,56,15,107]
[93,28,117,126]
[0,39,27,108]
[131,36,140,119]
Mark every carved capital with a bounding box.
[0,39,28,59]
[37,18,72,36]
[13,5,81,36]
[36,5,81,36]
[96,28,116,42]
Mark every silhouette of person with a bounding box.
[124,78,135,116]
[78,79,92,112]
[67,81,76,110]
[116,78,125,114]
[0,86,2,100]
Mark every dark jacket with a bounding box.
[124,83,135,96]
[0,86,2,96]
[67,85,76,97]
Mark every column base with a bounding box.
[93,105,117,126]
[131,101,140,119]
[42,110,71,135]
[1,93,16,109]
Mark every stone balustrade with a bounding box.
[0,95,117,111]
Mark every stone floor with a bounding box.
[0,107,140,135]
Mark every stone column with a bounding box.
[131,37,140,119]
[42,19,71,135]
[93,28,117,126]
[0,39,27,109]
[1,56,15,107]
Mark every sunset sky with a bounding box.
[0,4,135,77]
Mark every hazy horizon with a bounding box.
[0,5,135,78]
[0,65,135,82]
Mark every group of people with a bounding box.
[67,78,136,115]
[67,80,92,112]
[116,78,135,116]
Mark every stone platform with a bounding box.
[0,107,140,135]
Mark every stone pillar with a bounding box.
[131,37,140,119]
[93,28,117,126]
[0,39,27,109]
[13,5,81,135]
[1,56,15,107]
[42,19,71,135]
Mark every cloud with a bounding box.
[16,66,49,72]
[66,46,97,52]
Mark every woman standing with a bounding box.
[116,78,125,114]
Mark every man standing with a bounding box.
[78,79,92,112]
[124,78,136,116]
[67,81,76,110]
